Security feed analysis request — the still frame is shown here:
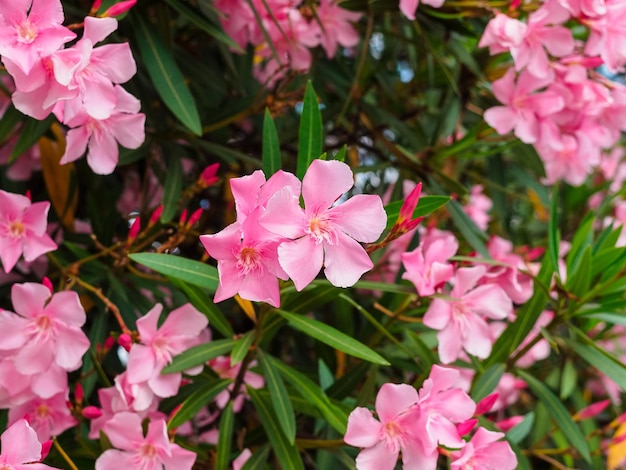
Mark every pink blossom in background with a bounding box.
[478,12,527,56]
[232,449,252,470]
[423,265,512,363]
[399,0,445,21]
[0,418,59,469]
[0,282,89,373]
[8,392,76,442]
[260,159,386,290]
[126,303,208,401]
[450,427,517,469]
[210,356,264,412]
[0,190,57,273]
[402,229,458,296]
[463,185,492,231]
[0,0,75,75]
[344,383,424,470]
[96,412,196,470]
[314,0,362,57]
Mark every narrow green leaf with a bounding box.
[0,105,22,144]
[241,444,271,470]
[163,0,242,51]
[10,114,54,162]
[566,213,594,275]
[248,387,304,470]
[447,199,490,257]
[170,279,234,338]
[257,350,297,443]
[333,145,346,162]
[565,245,591,298]
[132,13,202,135]
[270,356,348,434]
[566,336,626,391]
[230,331,255,366]
[471,363,505,402]
[168,378,232,429]
[129,253,218,291]
[384,195,451,230]
[506,412,535,445]
[560,359,577,400]
[162,338,237,373]
[276,309,390,365]
[262,108,281,177]
[160,154,183,223]
[518,370,591,462]
[296,81,323,179]
[216,402,235,470]
[548,185,561,277]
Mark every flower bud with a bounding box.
[82,406,104,419]
[101,0,137,17]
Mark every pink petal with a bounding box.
[302,160,354,214]
[464,284,512,319]
[162,443,198,470]
[83,16,118,44]
[462,314,494,359]
[483,107,517,136]
[323,231,374,287]
[91,43,137,83]
[14,338,55,374]
[399,0,419,19]
[437,323,464,364]
[0,419,43,464]
[160,304,208,338]
[136,304,163,341]
[86,129,119,175]
[238,268,282,307]
[277,236,323,291]
[214,260,245,303]
[327,194,386,243]
[453,266,487,296]
[107,112,146,150]
[11,282,49,318]
[260,186,307,239]
[344,408,383,448]
[22,233,57,262]
[0,237,23,273]
[101,411,144,450]
[355,441,398,470]
[54,324,90,370]
[375,383,419,424]
[95,449,135,470]
[61,125,90,165]
[45,291,86,326]
[200,223,242,260]
[149,372,182,398]
[0,311,29,350]
[423,299,452,330]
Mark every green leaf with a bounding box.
[0,105,22,144]
[447,199,490,257]
[241,444,271,470]
[262,109,281,177]
[160,153,183,223]
[10,114,54,163]
[276,310,390,365]
[296,81,323,179]
[163,0,242,51]
[384,195,450,230]
[548,185,561,277]
[248,387,304,470]
[565,245,592,298]
[257,350,297,443]
[168,378,232,429]
[132,13,202,135]
[517,370,591,462]
[270,356,348,434]
[565,336,626,391]
[170,279,234,338]
[471,363,505,402]
[162,338,237,373]
[216,402,235,470]
[129,253,218,291]
[506,412,535,445]
[560,359,577,400]
[566,213,594,275]
[230,331,255,366]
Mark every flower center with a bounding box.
[139,443,157,458]
[17,21,38,43]
[36,315,52,331]
[381,419,405,454]
[8,221,24,238]
[36,404,50,418]
[236,246,262,275]
[306,216,337,245]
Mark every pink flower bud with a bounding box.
[104,335,116,351]
[42,277,54,294]
[40,440,53,460]
[575,399,611,421]
[475,393,499,416]
[612,432,626,446]
[118,333,132,352]
[91,0,103,13]
[102,0,137,17]
[75,383,84,404]
[149,205,164,227]
[126,217,141,247]
[25,190,31,201]
[82,406,103,419]
[186,208,204,228]
[179,209,188,226]
[495,415,524,432]
[611,412,626,428]
[198,163,219,187]
[457,419,478,437]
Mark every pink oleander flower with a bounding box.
[584,1,626,72]
[232,449,252,470]
[96,413,196,470]
[463,185,492,231]
[0,282,89,373]
[399,0,446,20]
[59,85,146,174]
[314,0,362,57]
[0,357,68,408]
[126,303,208,401]
[260,159,387,291]
[484,68,564,144]
[344,383,424,470]
[0,0,75,75]
[0,190,57,273]
[478,12,527,55]
[8,392,77,442]
[210,356,264,412]
[402,229,458,296]
[423,265,513,363]
[0,418,60,469]
[450,427,517,470]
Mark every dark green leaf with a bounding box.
[10,114,54,162]
[132,13,202,135]
[248,387,304,470]
[506,412,535,445]
[447,199,490,257]
[276,310,389,365]
[296,81,323,179]
[262,108,281,177]
[471,363,505,402]
[241,444,271,470]
[565,336,626,391]
[168,378,232,429]
[548,185,561,277]
[230,331,255,366]
[160,154,183,223]
[129,253,218,291]
[216,402,235,470]
[0,105,22,144]
[162,338,237,373]
[257,350,297,443]
[565,245,592,298]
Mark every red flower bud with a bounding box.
[40,440,53,460]
[101,0,137,17]
[82,406,104,419]
[475,393,499,416]
[118,333,132,352]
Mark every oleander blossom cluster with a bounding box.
[344,365,517,470]
[200,159,387,307]
[479,0,626,186]
[214,0,362,85]
[0,0,145,175]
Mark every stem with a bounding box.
[53,438,79,470]
[72,277,131,336]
